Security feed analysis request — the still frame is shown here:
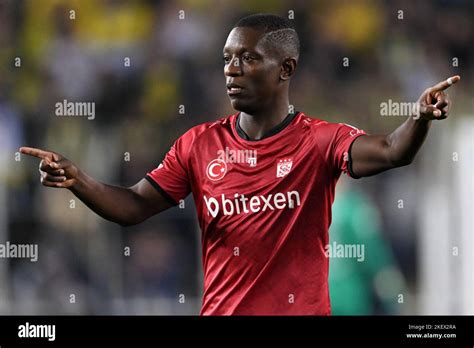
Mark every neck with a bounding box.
[238,98,291,140]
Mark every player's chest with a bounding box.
[189,136,320,196]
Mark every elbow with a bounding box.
[117,216,145,227]
[390,156,414,168]
[117,220,136,227]
[115,213,146,227]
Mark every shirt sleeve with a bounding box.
[145,131,193,205]
[332,123,367,178]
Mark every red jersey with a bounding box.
[146,111,366,315]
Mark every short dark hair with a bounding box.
[234,13,300,61]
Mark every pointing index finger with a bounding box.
[431,75,461,92]
[19,147,52,160]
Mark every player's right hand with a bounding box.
[19,147,79,189]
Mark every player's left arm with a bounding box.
[350,75,460,177]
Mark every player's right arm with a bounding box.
[19,147,173,226]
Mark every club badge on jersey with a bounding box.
[276,158,293,178]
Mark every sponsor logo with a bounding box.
[204,190,301,218]
[246,156,257,167]
[206,159,227,181]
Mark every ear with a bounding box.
[280,58,297,81]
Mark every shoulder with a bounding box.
[296,112,340,134]
[298,112,363,136]
[176,113,236,146]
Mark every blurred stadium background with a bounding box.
[0,0,472,315]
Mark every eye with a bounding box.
[223,56,231,64]
[242,55,253,62]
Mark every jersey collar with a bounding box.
[235,111,300,141]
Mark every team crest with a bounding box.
[276,158,293,178]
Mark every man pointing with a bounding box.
[20,14,460,315]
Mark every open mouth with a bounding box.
[227,87,243,96]
[227,83,244,96]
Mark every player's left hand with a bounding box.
[417,75,460,121]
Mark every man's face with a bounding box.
[223,27,282,114]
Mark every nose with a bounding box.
[224,57,243,77]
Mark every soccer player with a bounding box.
[20,14,459,315]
